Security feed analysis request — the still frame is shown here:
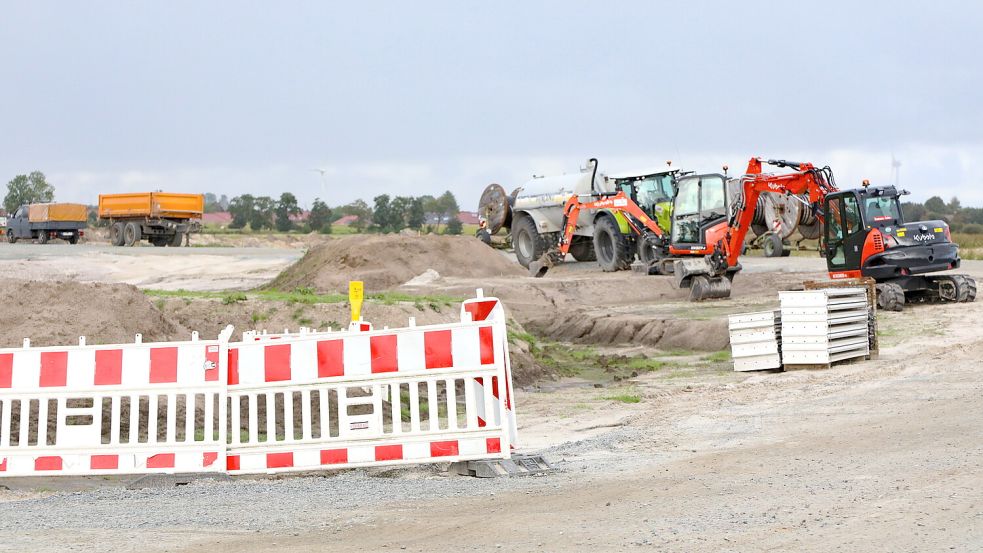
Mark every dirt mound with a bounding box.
[0,280,188,348]
[524,310,730,352]
[267,235,523,293]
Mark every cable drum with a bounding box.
[727,179,801,238]
[477,183,512,235]
[795,196,822,239]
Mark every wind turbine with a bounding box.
[891,154,901,188]
[311,168,328,199]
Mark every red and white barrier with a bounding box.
[0,292,516,477]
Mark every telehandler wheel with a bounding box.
[636,234,664,266]
[123,222,142,247]
[110,223,125,246]
[593,216,632,272]
[876,282,905,312]
[762,233,783,257]
[169,231,185,247]
[569,237,596,262]
[511,215,547,268]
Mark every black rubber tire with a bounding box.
[593,216,632,272]
[150,236,167,247]
[68,233,79,245]
[169,232,185,247]
[123,222,141,246]
[763,233,783,257]
[511,215,547,268]
[569,237,597,262]
[950,275,972,302]
[6,230,16,244]
[110,223,125,246]
[876,282,905,312]
[636,234,664,266]
[475,228,492,245]
[38,231,48,245]
[961,276,978,302]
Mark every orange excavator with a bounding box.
[532,157,976,308]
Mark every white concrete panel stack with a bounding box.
[727,310,782,371]
[778,288,870,366]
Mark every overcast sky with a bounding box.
[2,1,981,210]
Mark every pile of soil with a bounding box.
[0,280,188,348]
[266,235,523,293]
[523,310,730,352]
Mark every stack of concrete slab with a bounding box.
[727,310,782,371]
[778,287,870,366]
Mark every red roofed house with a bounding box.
[334,215,360,226]
[457,211,480,225]
[202,212,233,226]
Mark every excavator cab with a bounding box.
[668,173,730,255]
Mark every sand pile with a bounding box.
[0,280,188,348]
[267,234,522,293]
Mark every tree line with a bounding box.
[902,196,983,234]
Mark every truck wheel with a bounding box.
[123,222,142,246]
[6,230,16,244]
[169,232,185,247]
[593,216,632,272]
[511,215,546,268]
[150,236,166,247]
[569,237,596,262]
[876,282,905,312]
[38,231,49,245]
[68,233,79,245]
[110,223,125,246]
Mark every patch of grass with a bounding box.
[154,299,165,311]
[221,292,247,305]
[250,311,269,324]
[626,357,667,371]
[507,328,539,349]
[703,350,731,363]
[603,393,641,404]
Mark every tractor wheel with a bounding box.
[636,234,665,266]
[876,282,905,312]
[593,216,632,272]
[511,215,547,268]
[169,232,185,247]
[569,237,596,262]
[110,223,125,246]
[123,222,142,246]
[762,233,783,257]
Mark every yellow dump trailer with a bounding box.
[98,192,204,247]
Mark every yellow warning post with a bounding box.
[349,280,364,323]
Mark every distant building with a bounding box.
[202,212,233,226]
[334,214,361,226]
[288,210,310,223]
[457,211,480,225]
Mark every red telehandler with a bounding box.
[532,158,976,309]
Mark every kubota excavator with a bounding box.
[532,157,976,308]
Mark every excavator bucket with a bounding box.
[528,253,555,278]
[689,275,732,301]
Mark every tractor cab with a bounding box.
[824,185,959,280]
[605,167,679,233]
[668,173,730,255]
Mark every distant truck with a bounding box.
[98,192,204,247]
[5,203,88,244]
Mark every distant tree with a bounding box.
[948,196,962,212]
[958,207,983,225]
[228,194,255,229]
[901,201,926,222]
[924,196,948,214]
[308,198,333,234]
[372,194,393,233]
[389,196,414,232]
[204,192,223,213]
[337,199,371,232]
[250,196,276,231]
[446,216,463,235]
[274,192,301,232]
[425,191,460,232]
[218,194,230,210]
[407,197,426,230]
[4,171,55,213]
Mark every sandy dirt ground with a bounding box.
[0,238,981,552]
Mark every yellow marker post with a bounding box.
[349,281,364,323]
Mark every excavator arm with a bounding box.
[714,158,838,271]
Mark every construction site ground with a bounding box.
[1,235,981,552]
